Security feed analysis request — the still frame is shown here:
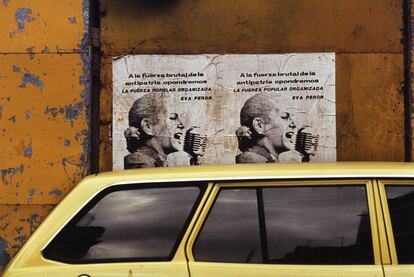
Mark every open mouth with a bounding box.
[173,132,183,144]
[285,131,295,141]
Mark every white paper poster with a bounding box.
[112,53,336,170]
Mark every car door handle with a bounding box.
[78,275,91,277]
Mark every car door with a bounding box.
[10,183,212,277]
[377,179,414,277]
[186,179,384,277]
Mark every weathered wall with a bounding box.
[0,0,90,271]
[0,0,410,273]
[99,0,406,171]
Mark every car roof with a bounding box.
[82,162,414,187]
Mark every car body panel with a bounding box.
[4,162,414,276]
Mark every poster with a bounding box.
[112,54,336,170]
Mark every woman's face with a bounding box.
[263,108,297,152]
[152,112,185,153]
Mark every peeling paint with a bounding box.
[28,214,40,232]
[1,165,25,186]
[8,115,16,123]
[24,139,32,158]
[44,103,84,126]
[1,170,7,184]
[79,0,91,175]
[19,73,44,90]
[44,106,59,118]
[13,235,27,244]
[48,189,62,197]
[27,188,36,203]
[14,227,23,234]
[25,111,31,119]
[41,46,50,53]
[15,8,34,33]
[64,139,71,146]
[69,16,77,24]
[26,47,35,59]
[12,65,21,73]
[0,106,3,119]
[81,0,90,51]
[64,102,82,124]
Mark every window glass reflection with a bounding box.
[263,186,373,264]
[43,186,200,262]
[386,185,414,264]
[193,189,262,263]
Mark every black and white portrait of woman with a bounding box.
[235,92,318,163]
[123,92,187,169]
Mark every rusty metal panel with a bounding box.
[0,204,54,272]
[337,54,405,161]
[100,0,402,55]
[0,53,90,204]
[99,56,113,171]
[0,0,88,53]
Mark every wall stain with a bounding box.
[61,157,81,172]
[12,65,21,73]
[26,47,35,59]
[2,0,9,7]
[19,73,44,90]
[15,8,34,33]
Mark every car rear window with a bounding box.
[193,185,374,265]
[385,185,414,264]
[43,185,203,263]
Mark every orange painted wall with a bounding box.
[0,0,411,273]
[99,0,406,171]
[0,0,90,271]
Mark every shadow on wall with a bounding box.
[105,0,180,15]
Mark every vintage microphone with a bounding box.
[183,127,207,164]
[294,127,319,162]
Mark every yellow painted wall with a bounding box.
[0,0,90,272]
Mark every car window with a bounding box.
[43,185,203,263]
[263,186,374,264]
[385,185,414,264]
[193,184,374,265]
[193,188,262,263]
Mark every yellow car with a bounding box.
[4,162,414,277]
